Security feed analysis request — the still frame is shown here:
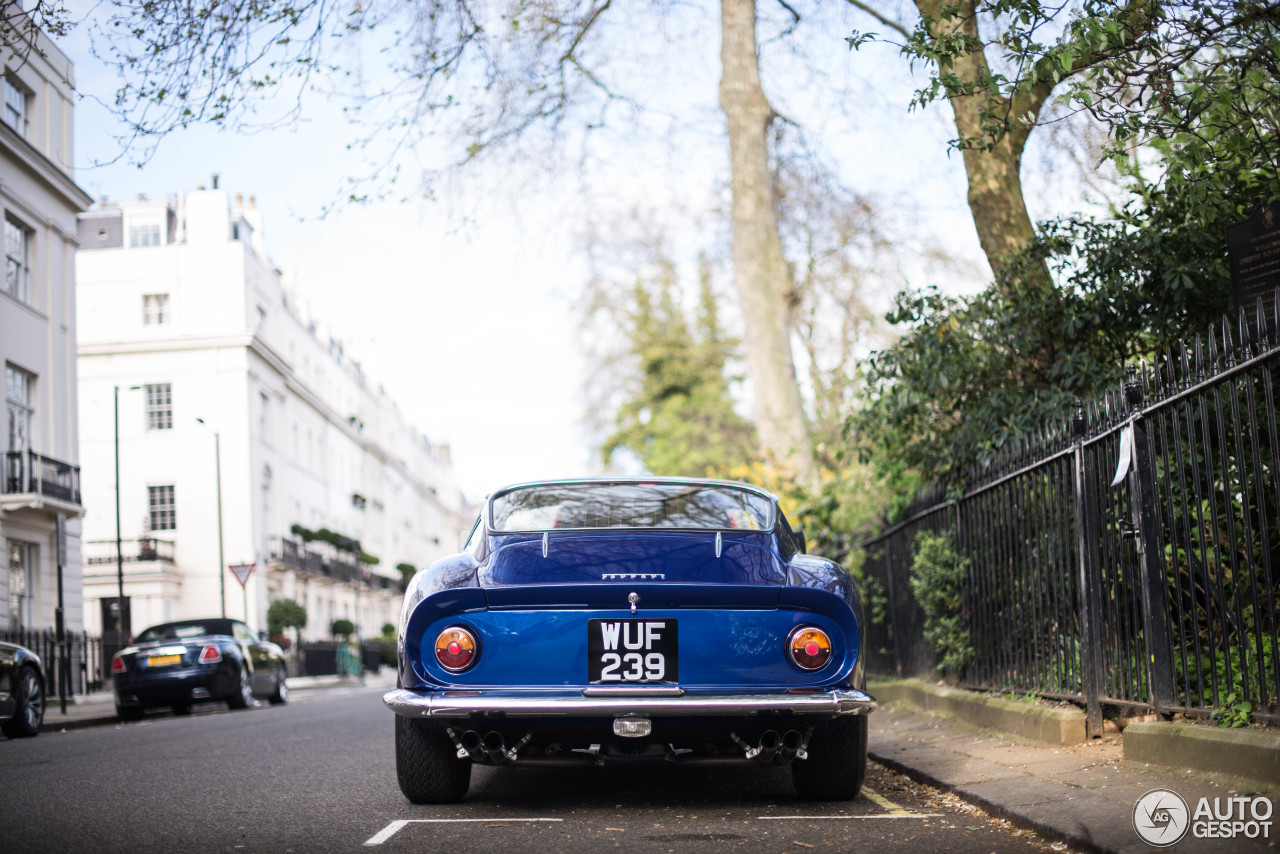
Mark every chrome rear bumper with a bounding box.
[383,686,876,719]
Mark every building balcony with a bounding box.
[1,449,82,514]
[84,538,176,565]
[267,535,399,590]
[268,535,323,575]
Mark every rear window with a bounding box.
[490,482,773,532]
[136,621,228,642]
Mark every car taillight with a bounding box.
[434,626,478,672]
[111,653,127,674]
[198,645,222,664]
[787,626,833,671]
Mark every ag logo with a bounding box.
[1133,789,1190,847]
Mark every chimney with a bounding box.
[212,173,220,190]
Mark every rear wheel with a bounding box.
[226,664,253,710]
[395,716,470,804]
[792,715,867,801]
[0,666,44,738]
[268,665,289,705]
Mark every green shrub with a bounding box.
[331,618,356,639]
[909,531,973,673]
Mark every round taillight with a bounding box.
[787,626,833,671]
[434,626,478,672]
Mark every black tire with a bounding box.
[226,665,253,710]
[0,666,44,738]
[171,703,192,716]
[268,665,289,705]
[116,704,144,722]
[395,716,471,804]
[792,715,867,801]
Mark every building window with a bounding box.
[145,383,173,430]
[6,540,33,631]
[142,293,170,325]
[4,216,30,303]
[5,364,33,454]
[3,77,28,137]
[148,485,176,531]
[128,214,163,247]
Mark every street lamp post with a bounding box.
[113,385,140,641]
[196,418,226,618]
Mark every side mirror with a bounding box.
[794,527,807,555]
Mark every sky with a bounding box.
[51,0,1073,500]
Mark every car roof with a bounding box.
[484,477,780,533]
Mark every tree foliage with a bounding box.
[267,597,307,636]
[851,56,1277,491]
[601,258,758,477]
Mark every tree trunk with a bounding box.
[719,0,817,486]
[914,0,1051,284]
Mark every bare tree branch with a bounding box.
[841,0,910,40]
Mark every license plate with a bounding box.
[588,619,678,683]
[146,654,181,667]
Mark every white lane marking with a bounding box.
[365,821,408,845]
[758,814,944,820]
[365,818,563,845]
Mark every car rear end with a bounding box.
[112,635,239,712]
[386,480,875,803]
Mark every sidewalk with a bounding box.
[40,668,396,732]
[870,697,1278,854]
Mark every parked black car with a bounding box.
[0,641,45,738]
[111,618,288,720]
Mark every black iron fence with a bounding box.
[0,628,108,701]
[2,449,81,503]
[861,294,1280,732]
[290,641,391,677]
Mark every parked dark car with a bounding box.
[385,477,876,804]
[112,618,288,720]
[0,641,45,738]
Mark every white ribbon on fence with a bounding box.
[1111,422,1134,487]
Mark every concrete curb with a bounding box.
[1125,721,1280,788]
[871,678,1088,745]
[42,671,391,733]
[866,742,1118,854]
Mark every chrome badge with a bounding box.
[628,592,640,614]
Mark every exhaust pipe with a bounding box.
[753,730,781,764]
[780,730,802,762]
[460,730,486,761]
[731,730,783,762]
[482,731,510,765]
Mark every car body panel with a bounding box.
[390,478,872,712]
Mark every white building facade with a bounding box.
[1,18,92,636]
[76,186,469,644]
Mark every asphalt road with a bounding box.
[3,684,1069,854]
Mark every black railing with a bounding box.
[83,538,176,565]
[2,449,80,504]
[0,628,108,699]
[267,535,403,591]
[861,291,1280,730]
[269,535,325,575]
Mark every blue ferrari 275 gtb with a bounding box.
[384,478,876,803]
